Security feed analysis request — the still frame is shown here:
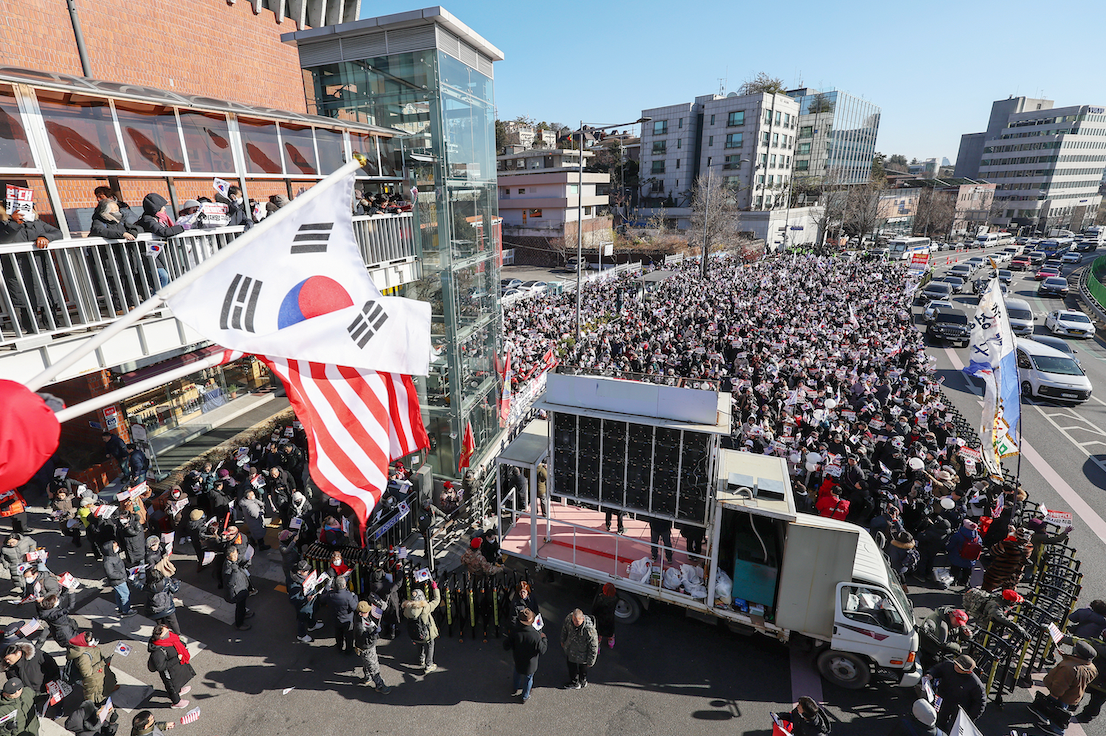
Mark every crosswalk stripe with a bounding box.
[74,597,208,658]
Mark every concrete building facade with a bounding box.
[496,148,612,265]
[955,96,1053,179]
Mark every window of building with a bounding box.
[710,114,715,126]
[652,140,667,155]
[279,123,319,176]
[178,110,235,173]
[762,132,770,145]
[724,155,743,170]
[798,141,811,155]
[518,188,525,194]
[799,125,813,139]
[112,101,186,173]
[567,184,578,195]
[784,113,790,125]
[759,154,768,165]
[768,175,774,185]
[773,133,780,147]
[755,195,764,208]
[0,86,34,168]
[724,176,740,190]
[653,120,668,136]
[757,175,765,185]
[527,209,542,217]
[795,159,809,171]
[770,154,777,167]
[775,111,782,124]
[676,159,680,169]
[315,127,347,175]
[764,111,772,125]
[708,136,714,146]
[36,91,124,170]
[677,138,682,149]
[678,118,684,128]
[728,110,745,127]
[725,133,743,149]
[238,117,283,174]
[584,206,592,215]
[501,188,509,198]
[651,160,665,174]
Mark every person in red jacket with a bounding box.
[816,489,849,520]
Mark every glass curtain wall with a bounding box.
[303,49,502,478]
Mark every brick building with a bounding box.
[0,0,359,113]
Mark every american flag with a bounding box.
[259,355,429,533]
[179,706,201,725]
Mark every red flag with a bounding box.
[258,353,429,533]
[458,420,476,471]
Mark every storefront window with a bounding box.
[114,102,186,172]
[239,118,283,175]
[37,91,123,170]
[350,132,380,176]
[122,356,269,440]
[179,111,234,173]
[280,124,318,176]
[315,128,346,174]
[0,86,35,169]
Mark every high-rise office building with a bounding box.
[970,100,1106,232]
[785,88,881,186]
[955,96,1053,179]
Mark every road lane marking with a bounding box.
[941,345,1106,546]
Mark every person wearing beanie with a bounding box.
[0,676,37,736]
[1031,640,1100,734]
[888,699,945,736]
[67,632,117,705]
[503,607,547,703]
[461,535,504,577]
[182,507,211,573]
[982,527,1033,592]
[926,654,985,731]
[945,519,983,588]
[353,599,391,693]
[401,581,441,673]
[591,583,619,650]
[774,696,832,736]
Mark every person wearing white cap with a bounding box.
[888,699,945,736]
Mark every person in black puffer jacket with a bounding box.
[38,593,77,648]
[135,194,184,239]
[775,696,832,736]
[223,546,252,631]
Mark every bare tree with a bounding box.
[913,186,956,239]
[689,174,743,256]
[739,72,787,96]
[807,168,850,246]
[844,182,882,244]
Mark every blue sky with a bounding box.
[363,1,1104,164]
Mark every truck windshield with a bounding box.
[883,557,914,624]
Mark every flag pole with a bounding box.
[53,351,230,424]
[24,158,367,392]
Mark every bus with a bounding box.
[887,236,932,261]
[1039,238,1074,261]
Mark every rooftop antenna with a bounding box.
[718,78,725,96]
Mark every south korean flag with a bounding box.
[165,161,431,376]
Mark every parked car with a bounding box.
[924,300,954,322]
[927,308,971,347]
[500,278,522,291]
[1035,266,1061,281]
[1044,309,1094,338]
[565,257,592,271]
[518,280,549,293]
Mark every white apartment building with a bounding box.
[638,91,800,226]
[979,103,1106,232]
[496,148,612,261]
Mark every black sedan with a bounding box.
[1037,276,1070,297]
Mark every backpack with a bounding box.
[149,588,173,615]
[960,538,983,561]
[407,614,430,641]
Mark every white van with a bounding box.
[1004,298,1035,338]
[1015,338,1092,403]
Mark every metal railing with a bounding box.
[352,212,416,265]
[1085,256,1106,309]
[1,214,417,346]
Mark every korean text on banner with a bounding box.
[964,279,1020,474]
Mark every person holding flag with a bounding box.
[964,278,1020,477]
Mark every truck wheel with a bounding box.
[613,592,642,624]
[816,649,871,689]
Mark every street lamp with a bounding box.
[574,116,651,344]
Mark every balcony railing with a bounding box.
[0,213,416,346]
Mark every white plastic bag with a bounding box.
[714,569,733,606]
[628,557,652,584]
[680,564,703,587]
[663,567,683,590]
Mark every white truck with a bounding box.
[495,373,920,690]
